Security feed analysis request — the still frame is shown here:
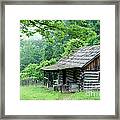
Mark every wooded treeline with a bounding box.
[20,20,100,81]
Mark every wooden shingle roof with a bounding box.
[41,45,100,71]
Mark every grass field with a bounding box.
[20,85,100,100]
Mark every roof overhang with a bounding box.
[41,63,80,71]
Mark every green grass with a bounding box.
[20,85,100,100]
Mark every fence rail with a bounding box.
[20,79,43,86]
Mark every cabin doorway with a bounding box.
[62,69,66,84]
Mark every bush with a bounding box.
[20,58,57,81]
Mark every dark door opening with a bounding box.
[62,69,66,84]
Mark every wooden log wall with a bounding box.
[65,68,82,82]
[85,56,100,71]
[58,70,63,84]
[61,68,84,91]
[83,71,100,90]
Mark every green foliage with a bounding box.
[62,29,97,57]
[20,20,100,81]
[20,73,28,80]
[39,58,57,67]
[62,39,82,56]
[21,58,57,81]
[20,37,44,71]
[20,64,39,80]
[20,20,100,47]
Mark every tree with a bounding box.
[20,35,45,71]
[20,58,57,81]
[20,20,100,80]
[20,20,100,44]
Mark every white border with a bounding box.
[5,5,115,115]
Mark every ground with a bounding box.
[20,85,100,100]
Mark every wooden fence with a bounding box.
[20,79,43,86]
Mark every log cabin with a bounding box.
[41,45,100,92]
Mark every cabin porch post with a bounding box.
[81,69,84,91]
[43,71,46,85]
[47,71,53,88]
